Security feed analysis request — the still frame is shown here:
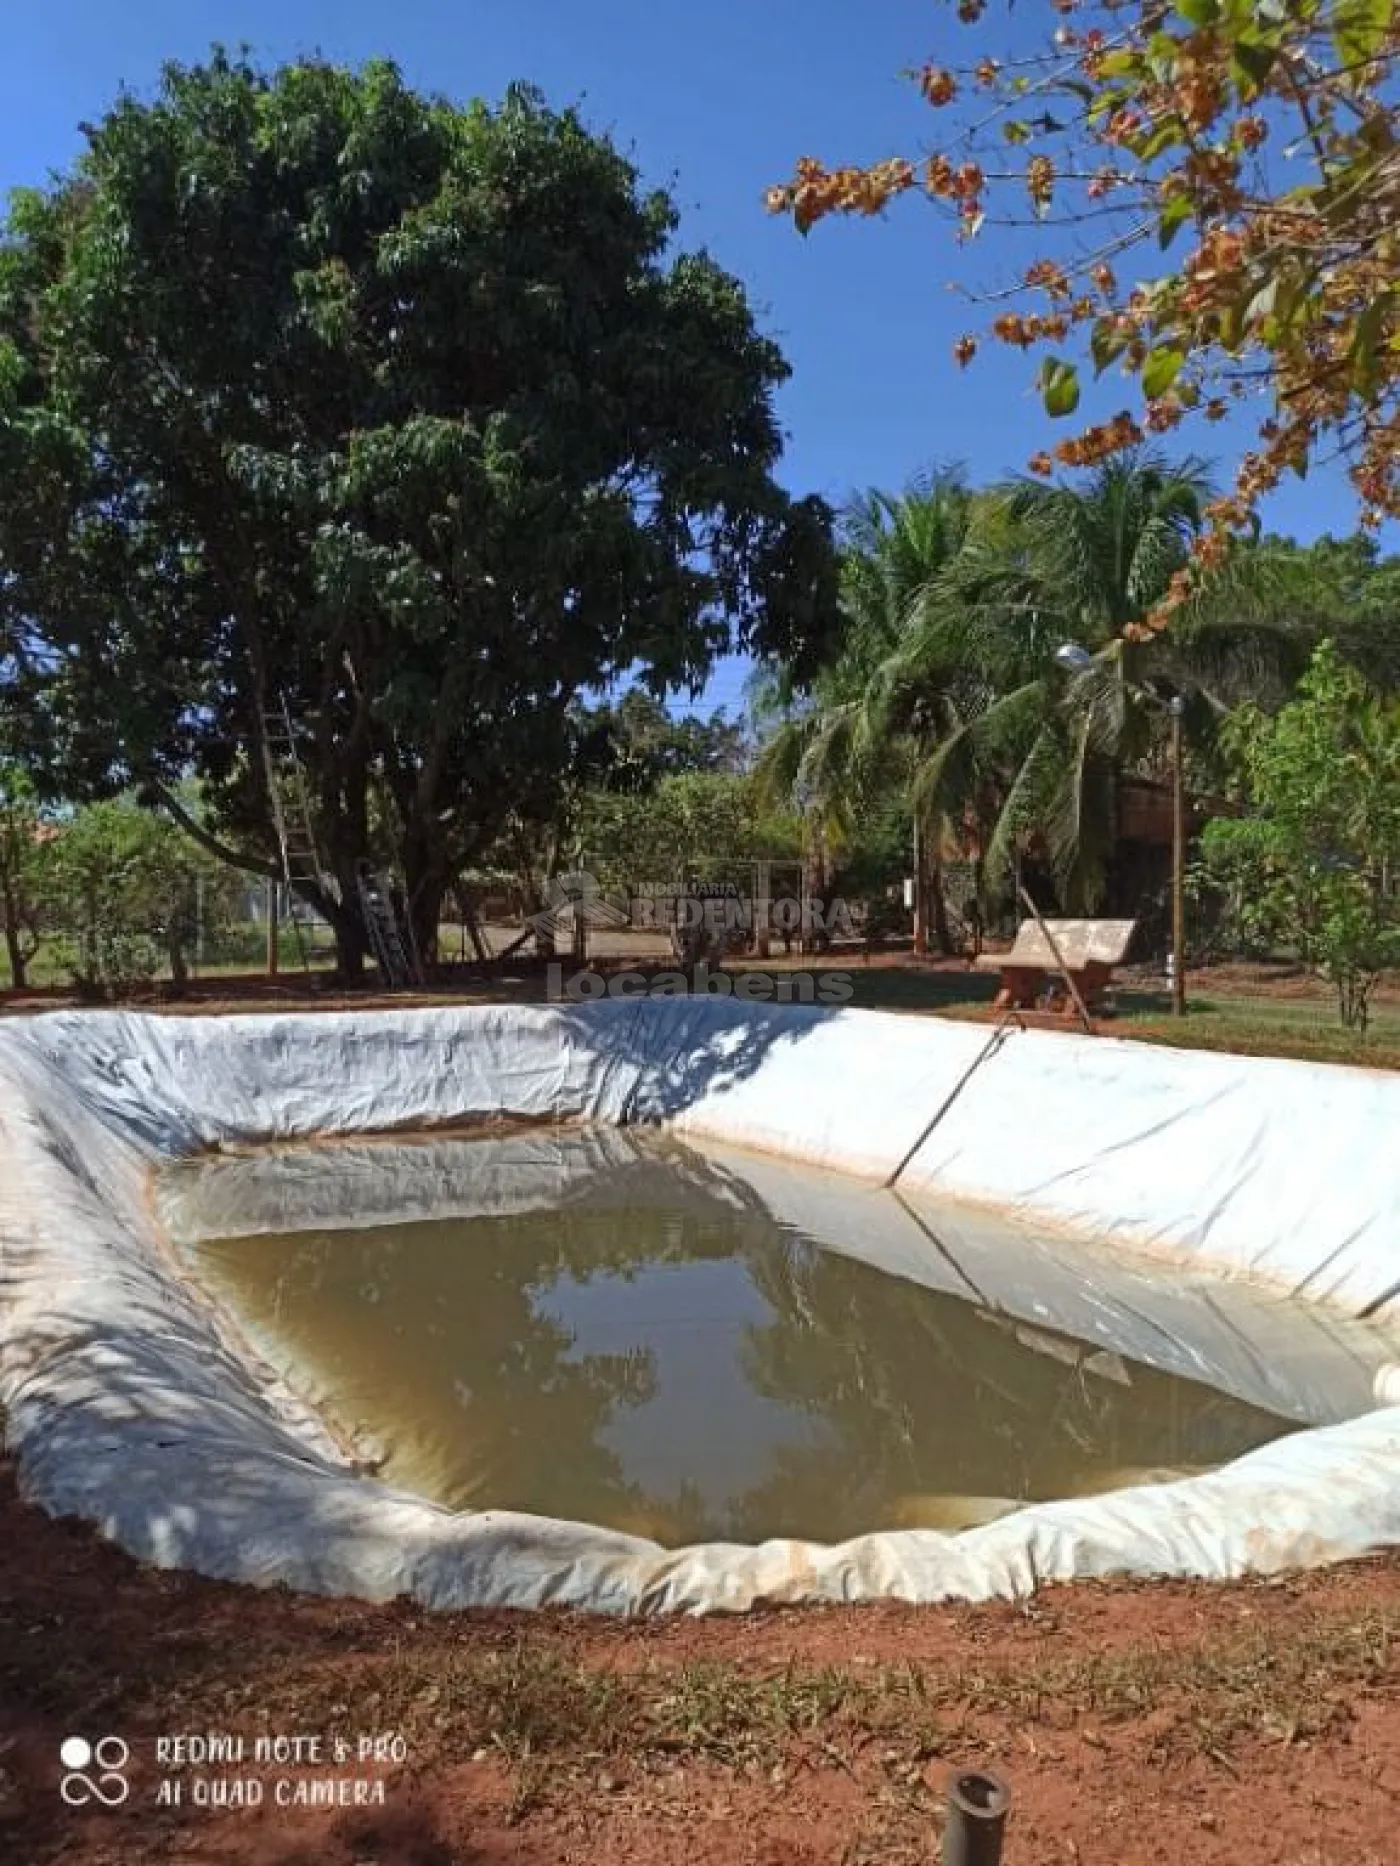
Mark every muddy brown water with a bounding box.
[155,1129,1314,1546]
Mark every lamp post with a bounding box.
[1168,693,1186,1018]
[912,812,927,956]
[1053,644,1188,1017]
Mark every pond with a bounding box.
[152,1126,1339,1547]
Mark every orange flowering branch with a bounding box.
[767,0,1400,626]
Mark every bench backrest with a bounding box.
[1005,917,1137,967]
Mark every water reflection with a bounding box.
[169,1131,1299,1545]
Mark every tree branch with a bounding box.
[150,781,278,881]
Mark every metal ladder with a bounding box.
[261,698,336,972]
[355,863,423,989]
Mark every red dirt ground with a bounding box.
[4,1454,1400,1866]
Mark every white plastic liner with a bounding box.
[4,998,1400,1615]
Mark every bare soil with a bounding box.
[4,1457,1400,1866]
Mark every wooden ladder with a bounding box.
[261,698,336,973]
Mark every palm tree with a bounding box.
[871,454,1305,913]
[753,470,975,945]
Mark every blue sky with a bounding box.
[1,1,1370,714]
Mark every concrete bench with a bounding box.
[973,918,1137,1015]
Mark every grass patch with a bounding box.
[110,1602,1400,1791]
[826,963,1400,1071]
[0,924,325,992]
[1114,995,1400,1069]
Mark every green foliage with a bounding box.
[43,798,246,998]
[1038,356,1080,418]
[1265,532,1400,693]
[574,774,801,889]
[756,471,976,862]
[761,454,1301,919]
[576,692,750,795]
[1185,816,1280,962]
[0,54,836,969]
[0,764,53,989]
[826,798,912,903]
[1197,644,1400,1029]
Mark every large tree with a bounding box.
[0,54,836,970]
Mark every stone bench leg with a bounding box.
[994,966,1046,1010]
[1044,961,1113,1016]
[1077,961,1114,1014]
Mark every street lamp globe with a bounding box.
[1054,642,1094,673]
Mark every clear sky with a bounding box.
[0,1,1371,713]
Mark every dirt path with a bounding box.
[3,1459,1400,1865]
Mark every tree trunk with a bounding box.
[928,856,955,956]
[457,889,490,965]
[1,868,29,989]
[401,803,450,973]
[325,888,369,982]
[912,817,928,957]
[166,930,189,995]
[801,826,832,955]
[3,920,27,990]
[523,823,565,959]
[325,747,373,982]
[407,870,447,973]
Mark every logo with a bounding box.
[60,1735,130,1808]
[526,872,632,943]
[546,960,853,1005]
[528,869,857,942]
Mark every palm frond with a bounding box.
[981,724,1064,890]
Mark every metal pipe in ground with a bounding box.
[942,1768,1011,1866]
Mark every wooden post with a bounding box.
[265,877,280,977]
[571,897,588,966]
[1171,699,1187,1018]
[755,859,771,958]
[798,832,815,957]
[912,816,928,956]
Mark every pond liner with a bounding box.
[2,999,1400,1615]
